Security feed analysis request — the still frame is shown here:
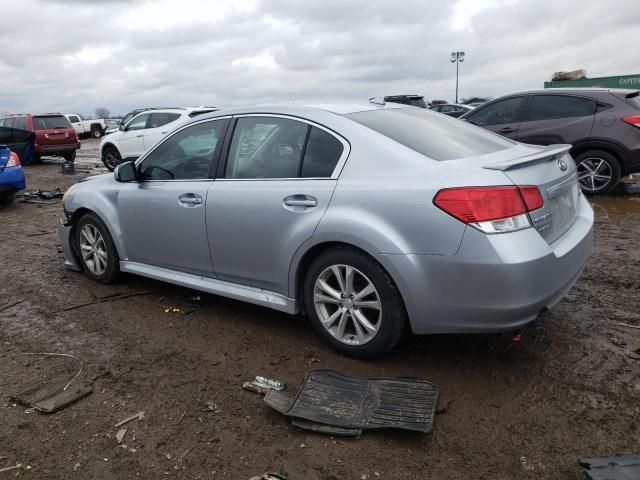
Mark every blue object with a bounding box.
[0,145,27,194]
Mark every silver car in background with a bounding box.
[58,101,593,358]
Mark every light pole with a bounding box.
[450,51,465,104]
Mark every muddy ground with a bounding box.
[1,139,639,479]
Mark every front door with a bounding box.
[207,115,348,295]
[464,96,526,140]
[118,118,229,276]
[118,113,150,159]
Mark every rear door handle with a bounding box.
[283,195,317,209]
[498,127,516,133]
[178,193,203,206]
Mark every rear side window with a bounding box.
[528,95,596,121]
[148,113,180,128]
[301,127,344,177]
[347,108,514,161]
[465,97,524,126]
[13,117,28,130]
[33,116,71,130]
[0,118,12,127]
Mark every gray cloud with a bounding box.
[1,0,638,116]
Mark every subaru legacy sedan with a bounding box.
[58,102,593,358]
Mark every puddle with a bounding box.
[589,180,640,221]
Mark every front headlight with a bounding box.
[62,183,77,205]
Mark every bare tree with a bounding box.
[94,107,110,119]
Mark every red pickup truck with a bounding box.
[0,113,80,164]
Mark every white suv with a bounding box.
[100,107,217,170]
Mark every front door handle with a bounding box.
[283,195,317,210]
[498,127,516,133]
[178,193,203,206]
[136,134,144,138]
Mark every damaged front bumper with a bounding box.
[57,218,82,271]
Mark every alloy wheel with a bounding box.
[104,149,121,170]
[577,157,613,193]
[79,224,108,276]
[313,264,382,346]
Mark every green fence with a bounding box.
[544,74,640,89]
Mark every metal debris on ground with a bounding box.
[11,352,91,413]
[0,299,25,313]
[115,411,145,428]
[18,188,64,204]
[62,290,159,312]
[243,376,286,396]
[116,428,127,444]
[580,455,640,480]
[264,369,439,436]
[249,469,288,480]
[164,307,182,313]
[0,464,22,473]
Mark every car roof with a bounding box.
[193,101,408,121]
[507,87,640,96]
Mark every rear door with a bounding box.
[118,113,150,159]
[0,126,35,165]
[464,96,526,139]
[206,115,348,294]
[143,112,181,150]
[516,94,596,145]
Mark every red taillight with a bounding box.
[623,115,640,128]
[518,186,544,211]
[433,186,543,234]
[6,151,20,167]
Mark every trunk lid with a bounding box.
[483,144,579,244]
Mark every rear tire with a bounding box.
[303,247,407,359]
[91,127,103,139]
[74,213,120,284]
[64,150,77,162]
[0,192,15,205]
[102,146,121,171]
[575,150,621,195]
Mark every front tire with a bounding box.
[74,213,120,284]
[575,150,621,195]
[102,146,122,171]
[303,247,407,359]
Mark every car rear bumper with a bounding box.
[379,193,594,334]
[35,143,80,154]
[0,166,26,192]
[57,218,82,271]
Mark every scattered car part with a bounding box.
[243,376,286,395]
[580,455,640,480]
[115,411,145,428]
[12,377,91,414]
[264,369,439,434]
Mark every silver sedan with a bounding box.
[58,101,593,358]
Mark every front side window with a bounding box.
[528,95,596,121]
[138,119,228,181]
[466,97,524,126]
[126,114,150,131]
[347,108,514,161]
[68,116,80,123]
[148,112,181,129]
[225,117,308,179]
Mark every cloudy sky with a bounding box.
[1,0,638,116]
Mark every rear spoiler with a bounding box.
[483,144,571,171]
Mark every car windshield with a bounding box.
[33,116,71,130]
[346,107,514,161]
[408,97,427,108]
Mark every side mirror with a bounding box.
[119,123,126,131]
[114,161,137,182]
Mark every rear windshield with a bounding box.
[346,107,514,161]
[624,91,640,110]
[33,116,71,130]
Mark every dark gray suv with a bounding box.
[461,88,640,194]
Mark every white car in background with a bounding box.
[99,107,217,170]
